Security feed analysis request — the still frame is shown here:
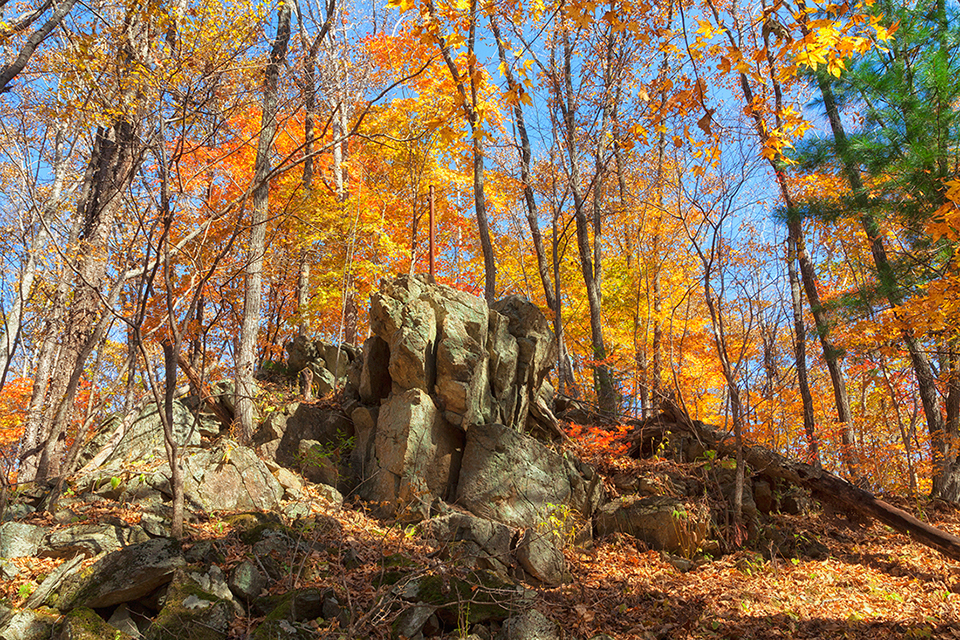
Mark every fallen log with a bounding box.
[625,406,960,563]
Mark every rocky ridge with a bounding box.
[0,275,826,640]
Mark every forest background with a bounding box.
[0,0,958,505]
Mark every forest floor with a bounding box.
[4,429,960,639]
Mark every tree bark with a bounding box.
[557,27,617,415]
[787,228,820,465]
[489,17,555,313]
[236,0,292,442]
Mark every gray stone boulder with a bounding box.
[253,403,354,477]
[362,389,463,518]
[229,560,265,602]
[75,400,199,472]
[497,609,560,640]
[355,275,580,521]
[366,275,556,435]
[488,296,557,433]
[54,537,185,610]
[0,522,44,558]
[516,528,567,586]
[421,510,516,574]
[59,608,136,640]
[435,312,492,427]
[107,604,145,637]
[146,568,234,640]
[179,441,283,512]
[41,523,150,559]
[595,495,708,556]
[457,423,603,530]
[0,607,60,640]
[286,336,358,385]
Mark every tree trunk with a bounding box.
[558,28,617,415]
[489,16,555,313]
[296,22,322,339]
[815,71,957,500]
[787,228,820,465]
[161,341,185,538]
[31,116,140,481]
[428,0,495,300]
[236,0,292,442]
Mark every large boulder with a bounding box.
[285,337,358,395]
[594,495,709,556]
[76,400,200,471]
[456,422,603,530]
[488,296,557,432]
[41,523,150,559]
[363,275,557,437]
[361,389,463,517]
[0,607,60,640]
[498,610,561,640]
[253,403,354,475]
[0,522,44,559]
[421,510,516,575]
[516,528,567,586]
[146,441,283,513]
[435,312,492,428]
[145,568,234,640]
[54,538,185,610]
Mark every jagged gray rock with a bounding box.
[457,422,603,529]
[0,522,43,559]
[497,609,560,640]
[146,440,283,513]
[75,400,199,472]
[54,538,184,610]
[41,522,150,559]
[422,510,516,574]
[229,560,265,602]
[363,388,463,517]
[595,495,708,556]
[516,528,567,587]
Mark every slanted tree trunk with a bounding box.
[30,116,141,481]
[236,0,292,442]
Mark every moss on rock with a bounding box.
[145,569,233,640]
[404,570,532,626]
[60,607,135,640]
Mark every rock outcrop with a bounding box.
[0,275,748,640]
[348,275,584,528]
